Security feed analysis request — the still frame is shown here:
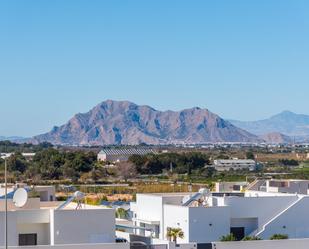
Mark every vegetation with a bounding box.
[2,141,309,186]
[220,233,236,241]
[269,234,288,240]
[246,151,255,160]
[0,141,53,153]
[166,227,184,243]
[115,208,129,219]
[279,159,299,166]
[242,236,261,241]
[0,147,109,183]
[129,152,210,175]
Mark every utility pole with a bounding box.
[5,158,8,249]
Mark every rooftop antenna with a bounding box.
[74,191,85,210]
[56,191,85,210]
[182,188,210,207]
[13,188,28,208]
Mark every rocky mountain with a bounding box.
[259,132,292,144]
[229,111,309,137]
[33,100,260,145]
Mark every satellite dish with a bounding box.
[13,188,28,208]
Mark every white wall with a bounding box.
[266,181,309,195]
[245,191,295,197]
[52,209,115,244]
[163,205,189,243]
[188,207,230,243]
[0,244,129,249]
[17,223,50,245]
[34,186,56,202]
[258,196,309,239]
[224,196,298,228]
[212,239,309,249]
[0,209,50,246]
[135,195,163,222]
[0,198,41,211]
[0,212,18,246]
[134,194,163,238]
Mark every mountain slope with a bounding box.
[259,132,292,144]
[33,100,260,145]
[229,111,309,136]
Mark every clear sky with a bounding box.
[1,0,309,137]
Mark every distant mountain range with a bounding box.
[229,111,309,139]
[32,100,260,145]
[258,132,293,144]
[3,102,309,145]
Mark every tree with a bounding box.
[220,233,236,242]
[115,208,129,219]
[7,154,28,174]
[201,167,216,178]
[270,234,288,240]
[279,159,299,166]
[117,162,137,182]
[166,227,184,244]
[246,151,255,160]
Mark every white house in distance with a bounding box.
[212,159,256,171]
[97,148,156,162]
[130,188,309,248]
[0,184,56,202]
[214,182,248,192]
[0,153,36,160]
[247,179,309,195]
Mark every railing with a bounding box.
[246,179,266,191]
[249,195,304,237]
[130,245,167,249]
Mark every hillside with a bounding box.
[229,111,309,137]
[33,100,260,145]
[259,132,292,144]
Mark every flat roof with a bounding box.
[138,192,192,197]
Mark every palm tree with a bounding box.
[115,208,129,219]
[166,227,184,244]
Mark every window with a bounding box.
[19,234,37,246]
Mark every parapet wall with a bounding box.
[212,238,309,249]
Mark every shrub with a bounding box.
[242,236,261,241]
[270,234,288,240]
[220,233,236,241]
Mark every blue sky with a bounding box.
[1,0,309,137]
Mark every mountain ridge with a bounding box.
[229,111,309,137]
[33,100,261,145]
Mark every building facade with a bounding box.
[97,148,156,162]
[213,159,256,171]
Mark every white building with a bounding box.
[97,148,156,162]
[213,159,256,171]
[33,186,56,202]
[0,184,56,202]
[215,182,248,192]
[0,191,116,247]
[247,179,309,195]
[130,189,309,247]
[0,153,36,160]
